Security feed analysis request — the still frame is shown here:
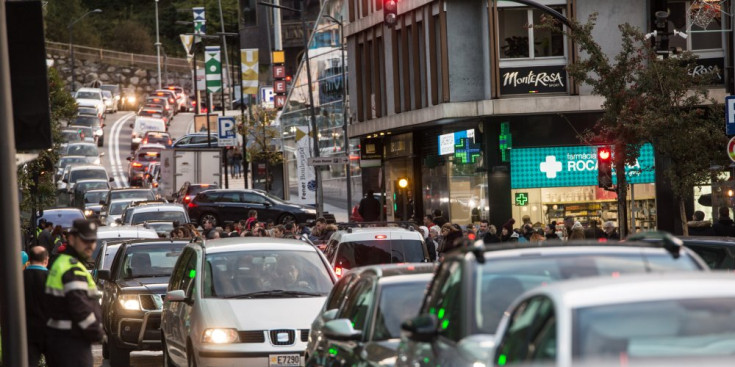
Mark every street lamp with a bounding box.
[258,1,323,217]
[68,8,102,92]
[155,0,162,89]
[323,14,352,221]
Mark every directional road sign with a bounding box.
[308,156,350,166]
[217,116,237,147]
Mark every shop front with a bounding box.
[509,144,657,231]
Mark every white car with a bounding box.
[490,272,735,367]
[75,87,106,117]
[102,198,140,226]
[130,117,166,151]
[161,237,336,367]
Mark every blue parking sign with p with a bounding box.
[727,96,735,135]
[218,116,236,139]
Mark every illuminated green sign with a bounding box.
[515,192,529,206]
[499,122,511,162]
[510,144,655,189]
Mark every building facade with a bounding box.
[342,0,730,233]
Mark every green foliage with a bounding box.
[108,20,155,54]
[240,106,284,165]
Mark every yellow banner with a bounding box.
[241,49,259,95]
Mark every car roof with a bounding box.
[123,239,190,248]
[528,272,735,309]
[334,227,424,241]
[350,263,437,278]
[378,272,434,286]
[59,155,87,160]
[131,204,186,212]
[198,237,319,254]
[76,87,100,92]
[70,165,105,171]
[481,243,691,259]
[679,236,735,245]
[110,187,152,192]
[39,207,84,214]
[97,225,159,239]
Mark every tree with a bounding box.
[108,20,154,54]
[541,14,728,236]
[239,106,283,193]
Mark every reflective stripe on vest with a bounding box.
[45,253,98,298]
[47,319,72,330]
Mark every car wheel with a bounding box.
[102,340,109,359]
[280,213,296,224]
[200,213,218,227]
[162,336,175,367]
[187,340,197,367]
[108,342,130,367]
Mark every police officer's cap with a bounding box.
[69,219,97,241]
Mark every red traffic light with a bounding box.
[285,75,292,82]
[598,147,611,161]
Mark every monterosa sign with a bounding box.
[510,144,656,189]
[500,65,567,94]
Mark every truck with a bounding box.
[159,148,221,200]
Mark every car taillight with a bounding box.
[132,162,142,167]
[375,235,387,239]
[168,139,172,146]
[191,100,197,106]
[142,139,148,144]
[183,195,191,204]
[187,201,197,209]
[334,266,343,277]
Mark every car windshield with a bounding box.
[76,91,99,99]
[573,297,735,360]
[203,250,333,298]
[73,116,98,127]
[130,210,186,225]
[372,280,431,341]
[78,107,97,115]
[59,156,86,168]
[66,144,97,157]
[102,91,112,98]
[118,243,185,279]
[110,190,154,201]
[109,201,134,215]
[336,240,426,270]
[70,169,106,183]
[84,191,108,204]
[474,253,701,334]
[37,210,84,229]
[76,182,108,193]
[61,131,82,143]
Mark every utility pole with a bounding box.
[68,9,102,92]
[155,0,162,89]
[217,0,231,93]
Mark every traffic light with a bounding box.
[394,177,410,221]
[597,146,613,189]
[384,0,398,26]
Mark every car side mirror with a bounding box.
[126,157,132,161]
[457,334,496,365]
[166,289,187,302]
[323,319,362,342]
[401,313,438,343]
[109,177,115,182]
[97,270,111,281]
[129,123,133,128]
[322,308,338,322]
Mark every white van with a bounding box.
[130,117,166,150]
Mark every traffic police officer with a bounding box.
[44,219,104,367]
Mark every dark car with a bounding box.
[172,133,219,149]
[634,234,735,270]
[306,264,436,367]
[187,189,319,226]
[173,182,219,206]
[72,179,110,208]
[96,239,188,367]
[127,145,163,186]
[71,114,104,146]
[35,208,86,230]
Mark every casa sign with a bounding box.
[510,144,656,189]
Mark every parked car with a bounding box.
[306,263,436,367]
[172,133,219,149]
[173,182,219,206]
[161,237,337,367]
[63,142,103,165]
[490,273,735,367]
[130,117,166,150]
[395,240,709,367]
[74,87,106,117]
[127,144,163,186]
[187,189,319,226]
[35,208,85,230]
[97,239,188,367]
[323,227,430,277]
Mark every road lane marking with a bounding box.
[109,113,134,188]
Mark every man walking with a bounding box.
[37,221,53,253]
[45,219,104,367]
[358,189,381,222]
[24,246,49,366]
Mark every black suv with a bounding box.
[187,188,319,226]
[97,239,188,367]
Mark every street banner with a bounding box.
[180,34,193,55]
[295,126,316,204]
[193,7,206,38]
[241,49,259,95]
[205,46,222,93]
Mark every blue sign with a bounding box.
[727,95,735,135]
[217,116,237,147]
[510,144,656,189]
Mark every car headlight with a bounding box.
[105,100,112,106]
[202,328,239,344]
[84,209,94,217]
[114,95,121,101]
[127,96,136,104]
[119,295,140,310]
[305,208,316,214]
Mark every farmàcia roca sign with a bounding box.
[510,144,656,189]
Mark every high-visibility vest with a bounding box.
[45,254,99,331]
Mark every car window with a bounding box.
[169,248,192,291]
[117,243,184,279]
[101,245,121,271]
[190,185,218,196]
[372,280,430,341]
[70,169,106,183]
[84,191,108,204]
[191,135,216,144]
[109,201,134,215]
[572,297,735,361]
[110,190,154,201]
[202,250,333,298]
[337,278,374,333]
[137,151,161,162]
[74,116,98,127]
[430,261,464,341]
[242,193,267,204]
[66,145,98,157]
[216,192,243,203]
[335,240,426,270]
[325,273,355,310]
[76,91,99,99]
[37,211,84,229]
[131,210,187,224]
[685,245,727,269]
[495,296,556,365]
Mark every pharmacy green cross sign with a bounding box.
[515,192,529,206]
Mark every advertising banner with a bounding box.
[205,46,222,93]
[499,65,567,95]
[295,126,316,204]
[241,49,259,94]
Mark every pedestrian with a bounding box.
[500,219,515,242]
[419,226,437,262]
[521,215,532,227]
[483,224,501,244]
[545,221,560,240]
[232,146,243,179]
[521,224,534,242]
[584,219,606,239]
[439,223,462,255]
[563,216,575,239]
[201,219,214,238]
[358,189,381,222]
[24,246,49,367]
[433,209,448,227]
[38,221,54,254]
[50,225,64,253]
[713,207,735,237]
[476,219,490,240]
[516,228,529,243]
[273,225,286,238]
[688,210,715,236]
[44,219,104,367]
[244,210,258,231]
[33,218,47,247]
[569,221,586,240]
[226,147,235,177]
[603,221,620,240]
[530,228,546,242]
[423,215,435,228]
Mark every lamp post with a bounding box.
[68,9,102,92]
[258,1,323,217]
[323,14,352,221]
[155,0,162,89]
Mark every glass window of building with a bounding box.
[498,7,565,59]
[668,1,724,52]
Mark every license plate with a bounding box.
[269,354,301,367]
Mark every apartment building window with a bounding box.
[498,7,565,59]
[668,1,724,53]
